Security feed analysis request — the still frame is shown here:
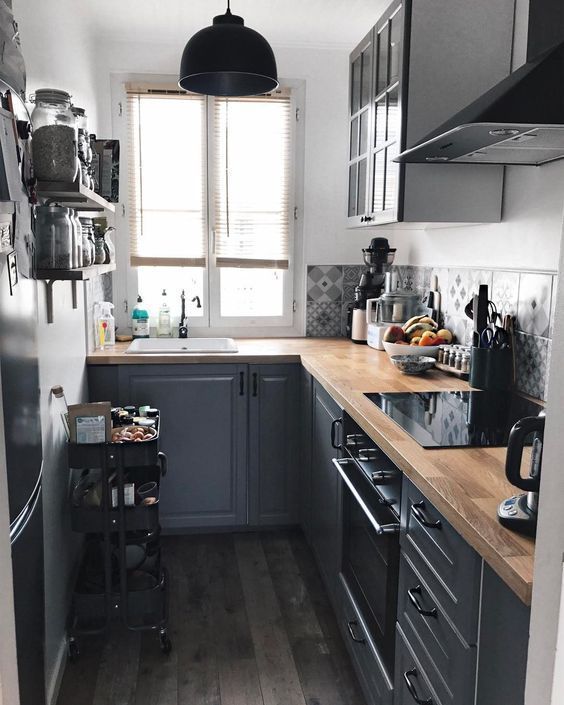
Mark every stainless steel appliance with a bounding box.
[498,412,545,537]
[333,413,401,675]
[365,390,543,448]
[0,82,45,704]
[347,238,396,344]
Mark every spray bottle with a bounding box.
[94,302,115,350]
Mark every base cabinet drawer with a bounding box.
[336,574,393,705]
[395,623,443,705]
[398,552,477,705]
[401,478,481,643]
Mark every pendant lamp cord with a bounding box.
[226,0,231,12]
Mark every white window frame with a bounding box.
[110,73,306,337]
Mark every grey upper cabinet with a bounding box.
[117,364,248,530]
[310,380,343,605]
[347,0,515,226]
[248,364,300,526]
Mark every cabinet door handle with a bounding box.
[239,371,245,396]
[330,418,343,449]
[403,669,433,705]
[157,451,168,478]
[252,372,258,397]
[347,620,365,644]
[407,586,437,618]
[411,501,442,529]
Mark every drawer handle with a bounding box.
[331,418,343,450]
[411,502,442,529]
[347,620,365,644]
[407,586,437,618]
[404,669,433,705]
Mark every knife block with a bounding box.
[469,346,513,391]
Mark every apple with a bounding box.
[383,325,405,343]
[436,328,453,344]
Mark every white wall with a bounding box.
[379,161,564,272]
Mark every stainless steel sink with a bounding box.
[125,338,238,354]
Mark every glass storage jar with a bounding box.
[70,210,82,269]
[31,89,79,183]
[93,230,106,264]
[35,205,73,270]
[79,217,95,267]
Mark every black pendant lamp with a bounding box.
[179,1,279,97]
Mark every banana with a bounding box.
[405,322,435,339]
[402,314,427,332]
[418,316,438,328]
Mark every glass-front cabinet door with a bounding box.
[347,0,406,227]
[347,30,373,226]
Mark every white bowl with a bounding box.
[383,341,441,358]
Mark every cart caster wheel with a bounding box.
[68,638,80,662]
[159,632,172,655]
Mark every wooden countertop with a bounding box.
[87,338,535,604]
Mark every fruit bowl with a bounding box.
[383,342,441,358]
[390,355,436,375]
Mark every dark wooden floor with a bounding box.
[56,530,366,705]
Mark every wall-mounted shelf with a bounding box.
[36,181,116,213]
[36,263,116,323]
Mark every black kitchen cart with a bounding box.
[66,415,171,658]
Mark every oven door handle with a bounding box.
[332,458,400,536]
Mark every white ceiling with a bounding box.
[82,0,386,50]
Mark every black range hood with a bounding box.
[395,40,564,166]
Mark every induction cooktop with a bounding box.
[365,391,543,448]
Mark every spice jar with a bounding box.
[30,89,79,183]
[461,353,471,374]
[35,205,73,270]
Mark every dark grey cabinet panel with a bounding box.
[395,623,443,705]
[300,368,313,543]
[476,564,530,705]
[87,365,119,403]
[310,380,343,604]
[337,574,393,705]
[248,364,300,526]
[401,477,481,644]
[397,551,477,705]
[118,364,248,529]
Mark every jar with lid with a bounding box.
[461,353,471,374]
[93,219,115,264]
[79,217,95,267]
[71,106,93,189]
[69,211,82,269]
[30,89,79,183]
[93,230,107,264]
[35,205,73,270]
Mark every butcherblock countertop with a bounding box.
[88,338,536,604]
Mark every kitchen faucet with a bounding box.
[178,290,202,338]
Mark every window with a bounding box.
[125,82,296,331]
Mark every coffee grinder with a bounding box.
[347,237,396,343]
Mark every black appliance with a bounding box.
[347,237,396,344]
[395,1,564,166]
[0,84,45,704]
[365,391,543,449]
[498,412,545,537]
[333,413,401,676]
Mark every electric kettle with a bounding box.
[498,411,545,537]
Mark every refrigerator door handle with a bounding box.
[10,462,42,546]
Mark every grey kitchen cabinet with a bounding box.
[299,368,313,543]
[117,364,248,530]
[88,363,302,531]
[309,380,343,605]
[248,364,300,526]
[347,0,515,226]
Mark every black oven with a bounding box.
[334,413,401,676]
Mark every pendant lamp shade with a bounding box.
[179,7,279,97]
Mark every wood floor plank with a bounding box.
[56,635,106,705]
[205,534,264,705]
[262,531,365,705]
[134,630,178,705]
[165,536,221,705]
[91,627,141,705]
[234,532,306,705]
[287,531,366,705]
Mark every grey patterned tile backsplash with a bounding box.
[305,263,558,400]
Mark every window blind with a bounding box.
[212,92,292,269]
[127,84,207,268]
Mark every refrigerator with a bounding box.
[0,85,45,705]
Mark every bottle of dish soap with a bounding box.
[94,302,115,350]
[132,295,150,339]
[157,289,172,337]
